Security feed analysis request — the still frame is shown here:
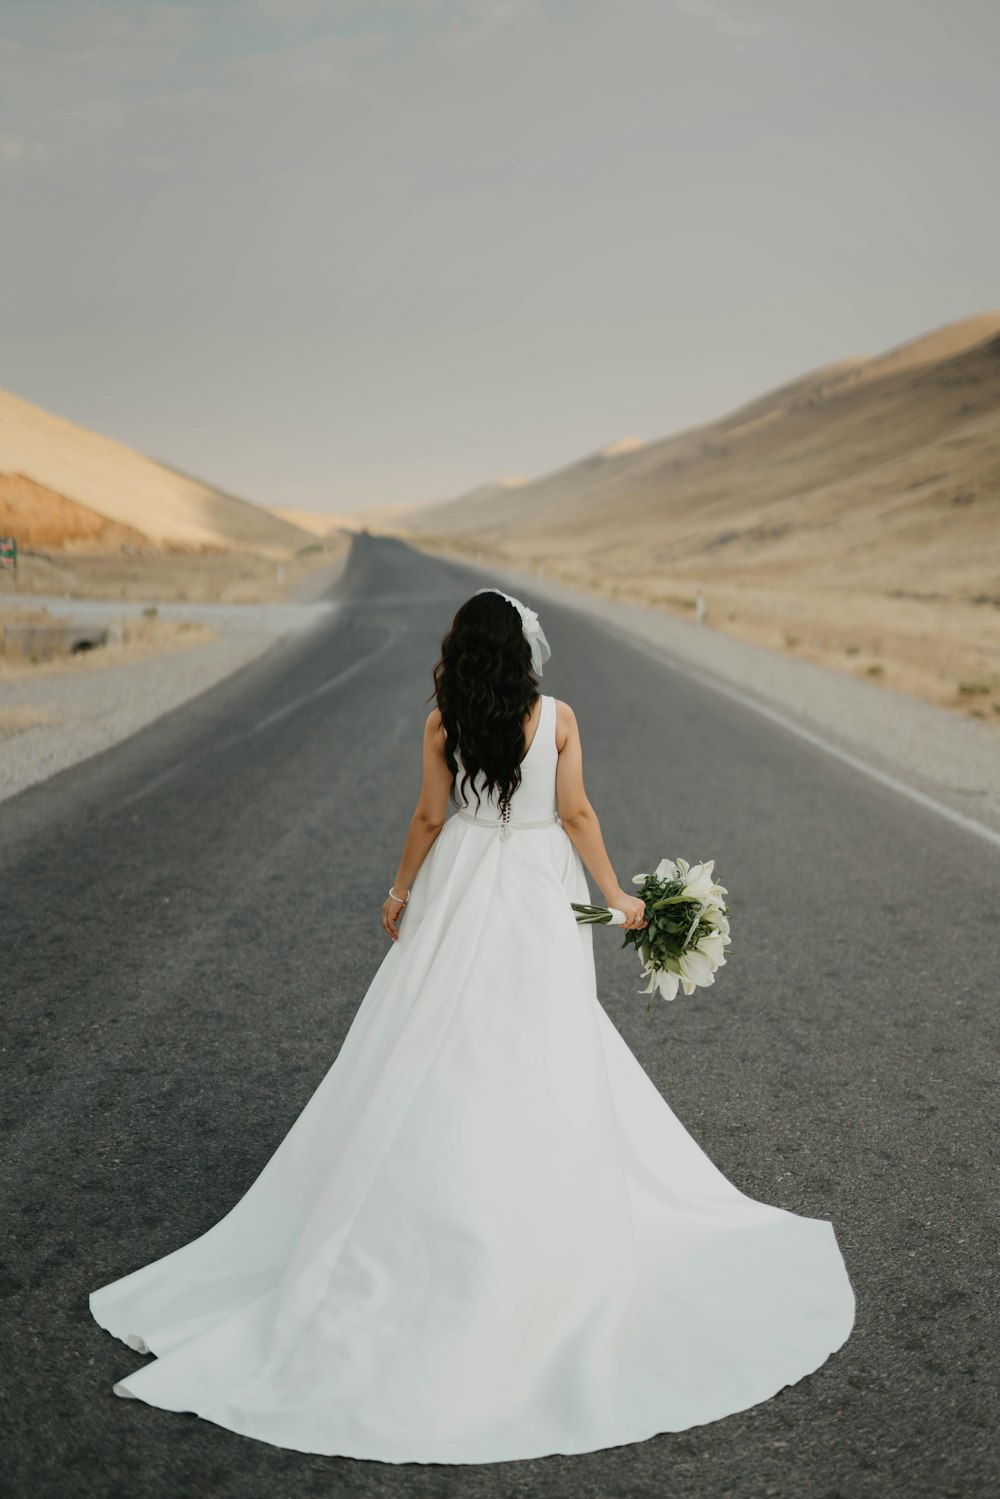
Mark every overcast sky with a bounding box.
[2,0,998,514]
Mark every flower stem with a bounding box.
[571,902,613,925]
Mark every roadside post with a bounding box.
[0,535,16,590]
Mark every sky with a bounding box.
[1,0,998,515]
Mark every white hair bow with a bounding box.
[474,587,552,675]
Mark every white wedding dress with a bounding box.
[90,693,855,1463]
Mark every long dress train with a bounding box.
[89,693,855,1463]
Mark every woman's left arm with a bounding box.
[382,709,452,941]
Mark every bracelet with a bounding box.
[388,885,409,903]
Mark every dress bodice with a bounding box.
[453,694,558,824]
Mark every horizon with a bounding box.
[3,0,999,515]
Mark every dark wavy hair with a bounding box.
[431,590,539,817]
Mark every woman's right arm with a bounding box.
[382,709,452,941]
[554,700,647,927]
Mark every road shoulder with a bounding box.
[436,551,1000,845]
[0,557,347,806]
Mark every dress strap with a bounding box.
[546,692,556,752]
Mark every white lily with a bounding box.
[704,912,731,945]
[694,929,726,965]
[590,852,732,1007]
[678,947,717,990]
[673,858,717,902]
[655,968,681,1002]
[677,856,730,903]
[638,963,682,1002]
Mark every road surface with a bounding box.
[2,535,996,1499]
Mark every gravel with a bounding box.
[0,597,338,805]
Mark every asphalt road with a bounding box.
[2,534,996,1499]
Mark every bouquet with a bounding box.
[572,857,731,1005]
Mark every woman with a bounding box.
[90,587,855,1464]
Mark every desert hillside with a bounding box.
[268,502,416,536]
[269,507,364,537]
[402,311,1000,587]
[400,313,1000,720]
[0,387,312,552]
[0,472,151,551]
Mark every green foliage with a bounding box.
[618,873,720,969]
[573,872,728,970]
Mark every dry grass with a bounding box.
[0,532,349,605]
[0,607,216,681]
[417,533,1000,723]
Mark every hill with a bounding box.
[0,472,151,551]
[399,312,1000,719]
[401,311,1000,585]
[268,507,364,537]
[0,388,311,552]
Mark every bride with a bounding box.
[90,585,855,1464]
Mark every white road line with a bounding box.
[119,626,399,810]
[118,763,188,811]
[243,627,398,737]
[620,630,1000,853]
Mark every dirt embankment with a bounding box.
[0,606,214,676]
[0,464,351,606]
[0,472,150,551]
[0,607,216,740]
[0,504,349,749]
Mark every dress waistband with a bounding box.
[456,808,560,839]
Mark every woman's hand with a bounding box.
[607,890,648,931]
[382,889,409,942]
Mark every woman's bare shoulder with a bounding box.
[553,698,578,749]
[422,708,448,763]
